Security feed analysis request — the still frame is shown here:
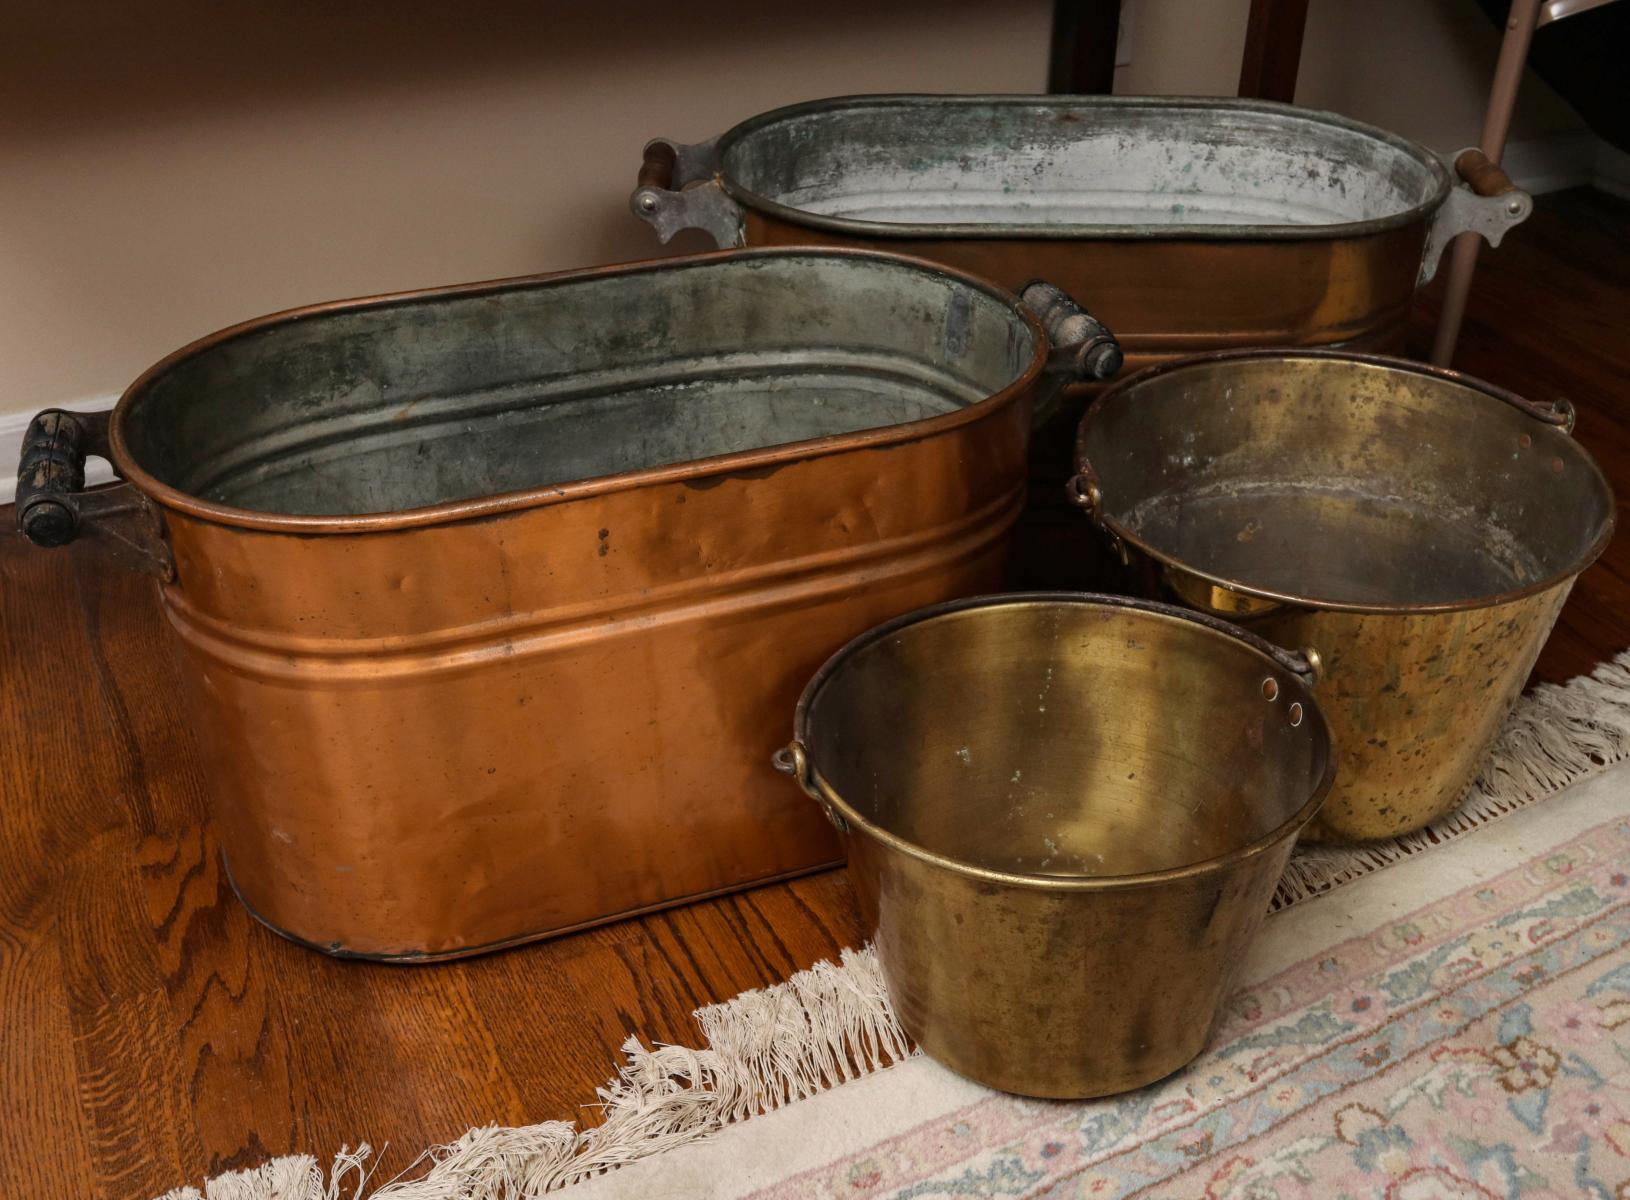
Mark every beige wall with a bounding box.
[1,0,1054,415]
[2,0,1582,419]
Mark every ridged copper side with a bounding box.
[155,368,1032,959]
[742,214,1426,374]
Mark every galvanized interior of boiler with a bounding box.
[721,99,1444,228]
[120,254,1035,516]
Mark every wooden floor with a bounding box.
[4,188,1629,1198]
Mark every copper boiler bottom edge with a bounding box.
[223,851,847,962]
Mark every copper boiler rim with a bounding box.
[106,246,1051,537]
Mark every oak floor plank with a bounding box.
[1,529,162,1197]
[0,932,99,1200]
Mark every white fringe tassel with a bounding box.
[152,650,1630,1199]
[362,945,909,1197]
[153,1144,372,1200]
[154,948,908,1199]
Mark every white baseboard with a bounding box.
[1497,130,1630,201]
[1500,131,1602,195]
[1593,141,1630,203]
[0,395,120,506]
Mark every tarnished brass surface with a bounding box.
[1247,593,1571,840]
[24,249,1068,960]
[1076,351,1615,842]
[780,594,1334,1098]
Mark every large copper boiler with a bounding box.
[15,249,1105,960]
[633,95,1531,375]
[631,95,1533,584]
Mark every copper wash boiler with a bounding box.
[15,248,1110,959]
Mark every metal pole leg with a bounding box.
[1430,0,1544,366]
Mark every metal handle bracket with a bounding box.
[15,408,172,580]
[1065,465,1130,566]
[772,741,848,833]
[629,137,745,248]
[1419,148,1533,284]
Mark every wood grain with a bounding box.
[1,188,1627,1197]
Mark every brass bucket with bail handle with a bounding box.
[774,592,1334,1098]
[1071,350,1615,844]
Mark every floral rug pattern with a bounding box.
[762,813,1630,1200]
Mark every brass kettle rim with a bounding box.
[1075,348,1617,617]
[787,591,1337,894]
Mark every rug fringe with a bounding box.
[167,946,909,1199]
[365,946,907,1196]
[153,1145,372,1200]
[151,649,1630,1199]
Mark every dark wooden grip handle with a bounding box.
[16,409,106,547]
[1455,149,1519,197]
[637,142,677,192]
[1018,280,1124,382]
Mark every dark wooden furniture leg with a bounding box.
[1238,0,1311,102]
[1048,0,1123,94]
